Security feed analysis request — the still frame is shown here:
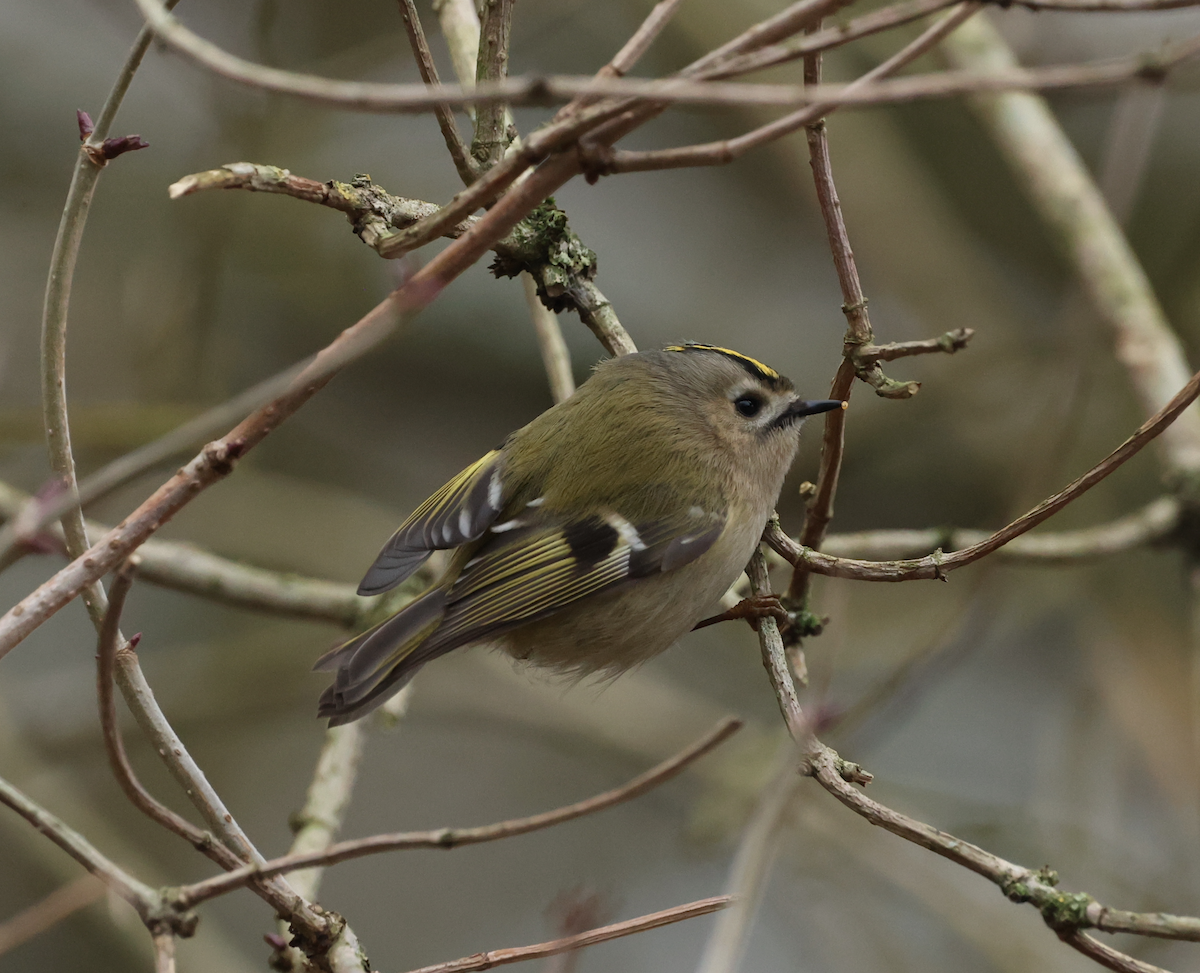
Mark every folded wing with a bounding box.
[357,450,506,596]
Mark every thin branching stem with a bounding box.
[176,718,740,906]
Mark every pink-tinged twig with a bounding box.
[399,896,733,973]
[767,368,1200,581]
[175,717,740,906]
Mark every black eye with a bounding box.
[734,395,763,418]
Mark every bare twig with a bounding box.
[177,717,741,906]
[711,0,960,78]
[748,551,805,735]
[38,0,183,633]
[818,495,1180,562]
[399,896,733,973]
[785,23,876,611]
[153,930,176,973]
[523,274,576,402]
[96,561,239,866]
[1059,933,1168,973]
[766,367,1200,581]
[595,0,686,79]
[857,327,975,364]
[0,876,105,957]
[688,0,856,74]
[0,360,310,567]
[750,551,1200,958]
[39,0,183,629]
[472,0,516,168]
[399,0,479,184]
[125,0,1200,113]
[0,774,163,921]
[602,3,982,175]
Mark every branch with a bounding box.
[785,21,877,612]
[0,359,311,568]
[942,15,1200,477]
[170,164,638,357]
[97,561,241,867]
[399,0,479,184]
[710,0,960,78]
[856,327,975,363]
[819,495,1180,562]
[432,0,481,112]
[399,896,733,973]
[126,0,1200,113]
[600,2,982,175]
[153,930,176,973]
[767,368,1200,581]
[176,717,741,906]
[523,273,576,402]
[748,547,1200,967]
[0,773,174,929]
[0,479,370,625]
[471,0,516,168]
[40,0,183,631]
[283,717,371,903]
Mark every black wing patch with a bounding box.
[424,507,725,654]
[357,451,505,596]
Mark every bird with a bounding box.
[315,343,844,725]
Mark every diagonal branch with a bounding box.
[0,774,174,929]
[767,367,1200,581]
[175,717,741,906]
[96,560,240,867]
[400,896,733,973]
[600,2,982,175]
[399,0,479,184]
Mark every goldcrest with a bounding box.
[315,343,843,724]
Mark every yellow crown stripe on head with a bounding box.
[663,343,781,381]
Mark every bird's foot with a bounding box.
[693,594,789,632]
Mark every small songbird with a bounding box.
[315,343,843,724]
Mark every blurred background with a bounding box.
[2,0,1200,970]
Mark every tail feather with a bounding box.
[315,587,449,724]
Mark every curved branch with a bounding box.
[97,561,238,866]
[820,495,1179,562]
[176,717,741,907]
[767,369,1200,581]
[127,0,1200,113]
[0,774,162,921]
[747,547,1200,962]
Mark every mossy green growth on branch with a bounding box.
[490,198,598,313]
